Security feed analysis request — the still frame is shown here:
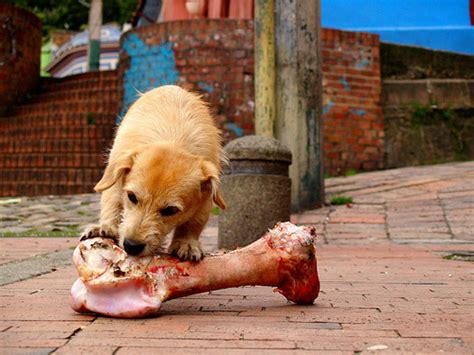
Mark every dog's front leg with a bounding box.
[81,184,122,242]
[169,202,212,261]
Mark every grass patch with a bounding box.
[330,195,353,205]
[344,169,357,177]
[211,206,220,216]
[77,210,87,216]
[324,173,333,179]
[443,252,474,262]
[0,227,80,237]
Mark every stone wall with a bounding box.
[0,4,42,114]
[119,21,384,176]
[381,43,474,168]
[381,43,474,80]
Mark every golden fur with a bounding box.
[81,85,226,260]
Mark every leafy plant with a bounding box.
[87,112,96,125]
[410,102,453,128]
[330,195,353,205]
[410,102,468,160]
[6,0,138,39]
[344,169,357,177]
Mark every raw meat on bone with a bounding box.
[70,222,320,318]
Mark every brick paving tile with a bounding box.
[329,216,385,224]
[387,216,446,225]
[326,223,386,235]
[0,238,76,265]
[324,239,390,246]
[116,349,334,355]
[292,212,329,225]
[389,232,454,241]
[54,345,118,355]
[0,347,57,355]
[390,224,451,233]
[439,189,474,198]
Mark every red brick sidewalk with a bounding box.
[1,162,473,353]
[1,244,472,353]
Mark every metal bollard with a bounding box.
[218,135,292,249]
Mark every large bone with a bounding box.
[70,222,320,318]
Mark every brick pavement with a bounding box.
[0,161,473,353]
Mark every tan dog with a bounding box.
[81,85,226,261]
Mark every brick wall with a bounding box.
[0,4,42,114]
[0,71,119,196]
[119,21,383,175]
[322,29,383,175]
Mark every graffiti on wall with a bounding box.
[120,33,180,120]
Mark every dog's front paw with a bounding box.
[80,224,118,243]
[169,239,204,261]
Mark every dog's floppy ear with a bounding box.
[94,152,136,192]
[200,160,226,210]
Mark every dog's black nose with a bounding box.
[123,239,145,256]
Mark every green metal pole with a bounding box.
[88,0,102,71]
[88,39,101,71]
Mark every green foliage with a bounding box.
[211,206,220,216]
[6,0,138,38]
[87,112,96,125]
[330,195,353,205]
[344,169,357,177]
[443,253,474,262]
[323,173,332,179]
[0,227,80,237]
[410,102,453,128]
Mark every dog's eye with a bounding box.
[127,192,138,205]
[160,206,180,217]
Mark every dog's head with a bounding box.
[94,144,225,256]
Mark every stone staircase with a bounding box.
[0,71,119,196]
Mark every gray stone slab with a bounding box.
[0,248,73,286]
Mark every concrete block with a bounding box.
[218,136,292,249]
[382,80,429,106]
[429,79,470,108]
